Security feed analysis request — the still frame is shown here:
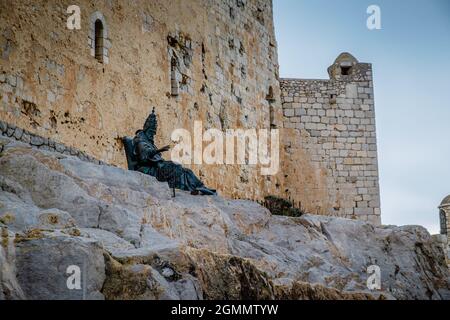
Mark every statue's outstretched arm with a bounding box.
[137,142,159,162]
[158,145,171,153]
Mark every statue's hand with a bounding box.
[159,145,171,152]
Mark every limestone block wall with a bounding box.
[280,58,381,224]
[0,119,107,165]
[0,0,283,200]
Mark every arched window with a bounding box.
[94,20,104,63]
[89,12,110,64]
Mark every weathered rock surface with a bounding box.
[0,137,449,300]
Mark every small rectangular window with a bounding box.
[341,66,351,75]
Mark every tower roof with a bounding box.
[333,52,359,66]
[327,52,360,79]
[440,195,450,207]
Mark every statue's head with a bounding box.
[143,107,157,139]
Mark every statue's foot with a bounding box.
[196,186,216,196]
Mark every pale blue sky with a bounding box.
[273,0,450,233]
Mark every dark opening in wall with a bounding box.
[266,86,275,102]
[330,93,337,104]
[341,66,351,75]
[171,56,179,96]
[89,12,109,64]
[229,6,235,19]
[269,104,276,129]
[94,20,104,63]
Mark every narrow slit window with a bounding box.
[89,12,109,64]
[171,56,179,96]
[266,86,275,102]
[269,104,276,128]
[94,20,104,63]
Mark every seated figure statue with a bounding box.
[132,108,216,196]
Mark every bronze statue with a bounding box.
[129,108,216,196]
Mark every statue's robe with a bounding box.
[132,131,210,193]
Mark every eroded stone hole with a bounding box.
[181,74,189,86]
[21,100,41,128]
[236,0,245,8]
[22,100,40,118]
[239,41,245,55]
[49,111,57,129]
[229,6,235,19]
[201,43,208,80]
[228,38,235,50]
[256,8,264,24]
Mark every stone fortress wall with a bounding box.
[0,0,283,200]
[0,1,382,223]
[280,53,381,224]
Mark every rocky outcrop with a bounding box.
[0,137,448,300]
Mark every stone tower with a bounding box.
[438,195,450,265]
[280,53,381,224]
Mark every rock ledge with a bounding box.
[0,137,448,300]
